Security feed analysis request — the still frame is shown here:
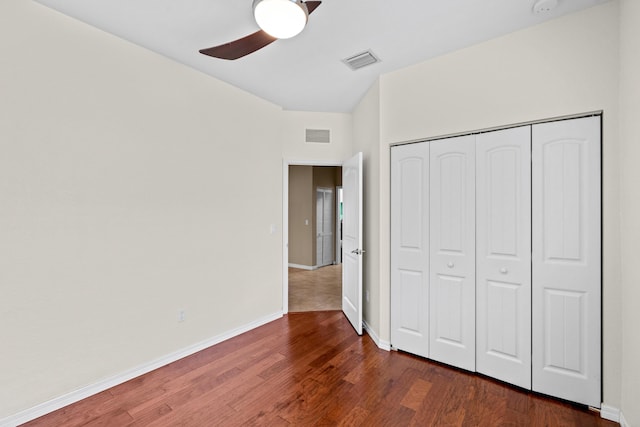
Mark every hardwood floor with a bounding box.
[23,311,617,427]
[288,265,342,312]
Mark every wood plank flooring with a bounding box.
[23,311,618,426]
[288,265,342,312]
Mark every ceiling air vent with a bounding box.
[343,50,380,71]
[305,128,331,144]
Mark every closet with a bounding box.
[390,116,601,408]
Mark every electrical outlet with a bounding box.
[178,310,186,322]
[366,290,370,302]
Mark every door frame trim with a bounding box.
[282,159,343,314]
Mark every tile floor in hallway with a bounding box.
[288,264,342,312]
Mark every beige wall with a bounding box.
[312,166,342,189]
[288,166,314,266]
[618,0,640,425]
[357,1,622,408]
[281,111,353,162]
[0,0,284,418]
[352,82,383,338]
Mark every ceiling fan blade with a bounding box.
[305,1,322,14]
[199,30,276,60]
[199,1,322,60]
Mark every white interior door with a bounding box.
[429,135,476,371]
[391,142,430,357]
[476,126,532,389]
[342,152,363,335]
[532,117,601,407]
[316,188,334,267]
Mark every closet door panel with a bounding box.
[476,126,531,389]
[429,135,475,371]
[391,142,430,357]
[532,116,601,407]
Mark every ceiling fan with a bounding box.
[199,0,322,60]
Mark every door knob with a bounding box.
[447,262,454,268]
[500,267,508,274]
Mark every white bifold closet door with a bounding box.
[531,117,601,407]
[389,115,601,407]
[475,126,532,389]
[390,142,430,358]
[429,135,476,371]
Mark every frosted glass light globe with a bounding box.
[253,0,308,39]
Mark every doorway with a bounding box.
[284,162,343,313]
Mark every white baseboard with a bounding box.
[0,311,283,427]
[620,411,630,427]
[600,403,630,426]
[363,320,391,351]
[288,263,317,270]
[600,404,620,423]
[599,404,630,427]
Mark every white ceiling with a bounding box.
[34,0,609,113]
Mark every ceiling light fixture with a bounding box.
[253,0,309,39]
[532,0,558,14]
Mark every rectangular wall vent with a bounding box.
[343,50,380,71]
[305,128,331,144]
